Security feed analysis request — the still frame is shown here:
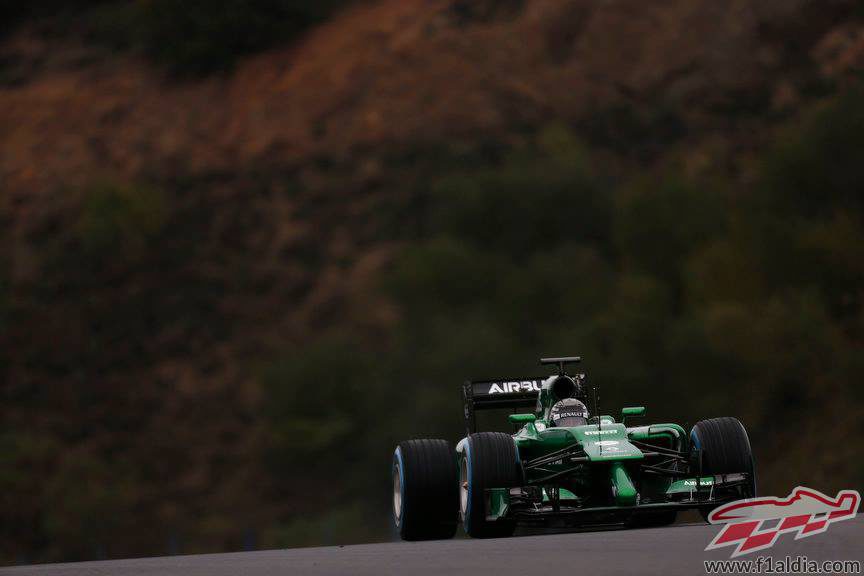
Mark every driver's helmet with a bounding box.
[549,398,589,427]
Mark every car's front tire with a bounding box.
[460,432,521,538]
[690,417,757,520]
[393,439,459,540]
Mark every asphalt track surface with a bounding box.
[3,517,862,576]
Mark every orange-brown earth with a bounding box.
[4,0,862,197]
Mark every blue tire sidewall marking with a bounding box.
[513,441,521,474]
[394,447,405,528]
[690,429,701,476]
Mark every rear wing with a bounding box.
[462,377,546,434]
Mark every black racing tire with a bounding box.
[690,417,757,521]
[393,439,459,540]
[460,432,521,538]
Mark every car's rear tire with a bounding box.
[393,439,459,540]
[690,417,757,521]
[460,432,521,538]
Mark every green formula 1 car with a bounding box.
[392,356,756,540]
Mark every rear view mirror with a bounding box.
[621,406,645,422]
[508,413,537,424]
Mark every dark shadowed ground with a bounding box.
[2,518,861,576]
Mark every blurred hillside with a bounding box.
[2,0,864,565]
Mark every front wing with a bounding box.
[485,472,752,528]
